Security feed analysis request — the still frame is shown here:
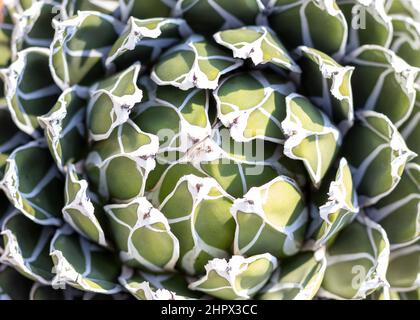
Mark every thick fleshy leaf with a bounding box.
[63,164,109,248]
[344,45,419,127]
[342,111,416,206]
[158,175,235,275]
[119,266,200,300]
[0,106,30,180]
[87,63,143,141]
[231,176,308,258]
[308,158,359,247]
[319,215,390,300]
[132,76,212,157]
[106,17,192,69]
[85,119,159,203]
[385,0,420,19]
[189,254,278,300]
[151,35,243,90]
[281,93,341,187]
[104,197,179,272]
[399,84,419,165]
[214,26,300,72]
[3,47,61,136]
[0,5,13,69]
[60,0,121,20]
[296,46,354,130]
[338,0,393,51]
[390,15,420,69]
[50,226,121,294]
[11,1,60,57]
[366,163,419,249]
[386,242,419,293]
[258,249,327,300]
[0,265,32,300]
[0,140,64,226]
[0,211,55,284]
[50,11,124,89]
[120,0,177,20]
[175,0,265,35]
[266,0,348,58]
[38,87,88,170]
[214,71,295,143]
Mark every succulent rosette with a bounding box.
[0,0,418,301]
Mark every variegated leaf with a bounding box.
[342,111,416,206]
[189,254,278,300]
[120,0,177,21]
[281,93,341,187]
[87,63,143,141]
[385,0,420,20]
[151,35,243,90]
[60,0,121,20]
[50,226,121,294]
[319,215,390,300]
[214,26,300,72]
[158,175,235,275]
[399,84,419,165]
[390,15,420,69]
[106,17,192,69]
[0,210,55,285]
[344,45,419,127]
[366,163,419,249]
[231,176,308,258]
[214,71,295,143]
[4,47,61,137]
[38,87,88,171]
[0,140,64,226]
[0,265,33,300]
[50,11,124,89]
[104,197,179,272]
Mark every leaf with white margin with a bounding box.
[131,76,212,156]
[296,46,355,131]
[390,15,420,69]
[0,4,13,69]
[174,0,265,36]
[85,119,159,203]
[385,0,420,19]
[3,47,61,137]
[258,248,327,300]
[151,35,243,91]
[49,11,124,89]
[266,0,348,58]
[87,63,142,141]
[344,45,419,128]
[149,125,306,201]
[189,253,278,300]
[63,164,109,248]
[104,197,179,272]
[50,226,122,294]
[318,215,390,300]
[0,140,64,226]
[38,87,88,171]
[106,17,192,70]
[0,210,55,285]
[0,265,33,300]
[214,71,295,143]
[60,0,121,20]
[4,0,36,14]
[386,242,419,292]
[342,111,417,207]
[11,1,61,58]
[308,158,359,248]
[399,84,419,165]
[120,0,177,21]
[119,266,200,300]
[231,176,308,258]
[281,93,342,187]
[337,0,393,52]
[366,163,419,249]
[214,26,300,72]
[0,106,30,179]
[158,175,235,275]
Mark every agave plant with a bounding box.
[0,0,418,301]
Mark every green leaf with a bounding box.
[120,0,176,20]
[0,265,33,300]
